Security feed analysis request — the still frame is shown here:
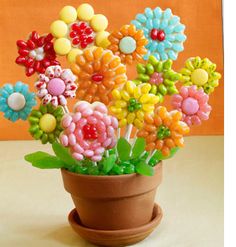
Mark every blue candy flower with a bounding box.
[131,7,186,61]
[0,82,36,122]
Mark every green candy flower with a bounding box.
[28,104,64,144]
[133,55,181,102]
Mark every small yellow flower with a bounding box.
[109,81,159,129]
[50,4,110,62]
[179,56,221,94]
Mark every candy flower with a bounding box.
[179,57,221,94]
[171,86,212,126]
[16,31,60,77]
[0,82,36,122]
[71,47,127,104]
[131,7,186,61]
[137,106,189,156]
[60,101,118,162]
[109,81,159,129]
[50,4,110,63]
[107,24,148,65]
[35,65,77,107]
[134,55,180,102]
[28,104,64,144]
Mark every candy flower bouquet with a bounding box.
[0,3,221,247]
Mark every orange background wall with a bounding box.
[0,0,224,140]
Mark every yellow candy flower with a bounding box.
[50,4,110,62]
[109,81,159,129]
[179,56,221,94]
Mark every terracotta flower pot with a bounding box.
[61,162,163,231]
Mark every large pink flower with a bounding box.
[60,101,118,162]
[35,65,77,107]
[171,85,212,126]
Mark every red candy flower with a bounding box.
[16,31,60,77]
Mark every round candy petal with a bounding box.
[54,38,71,55]
[77,3,94,21]
[60,6,77,24]
[91,14,108,32]
[50,20,68,38]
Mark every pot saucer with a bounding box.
[68,203,163,247]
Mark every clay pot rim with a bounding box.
[61,161,162,180]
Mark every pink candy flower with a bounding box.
[60,101,118,162]
[171,85,212,126]
[35,65,77,107]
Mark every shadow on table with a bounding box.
[46,225,97,247]
[15,223,97,247]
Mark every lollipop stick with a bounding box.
[125,124,133,141]
[63,106,69,114]
[146,150,155,163]
[93,161,97,166]
[131,129,138,146]
[117,128,121,139]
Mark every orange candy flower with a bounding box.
[108,24,148,65]
[70,47,127,104]
[137,106,190,156]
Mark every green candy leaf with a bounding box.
[25,152,64,169]
[131,138,146,159]
[52,142,80,168]
[25,151,49,162]
[117,138,131,161]
[102,154,117,173]
[136,161,154,176]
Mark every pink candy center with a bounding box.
[47,78,65,96]
[150,72,164,85]
[182,97,199,115]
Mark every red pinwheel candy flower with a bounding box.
[16,31,60,77]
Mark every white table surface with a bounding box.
[0,136,224,247]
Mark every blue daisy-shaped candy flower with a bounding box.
[0,81,36,122]
[131,7,186,61]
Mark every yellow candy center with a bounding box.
[39,114,57,133]
[191,68,209,86]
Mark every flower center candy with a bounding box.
[191,68,209,86]
[150,29,165,42]
[83,124,98,140]
[150,72,164,85]
[47,78,66,96]
[127,98,142,112]
[29,47,45,61]
[157,125,171,140]
[119,36,137,54]
[182,97,199,115]
[7,92,26,111]
[91,73,104,84]
[39,113,57,133]
[69,22,94,49]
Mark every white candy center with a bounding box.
[29,47,45,61]
[7,92,26,111]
